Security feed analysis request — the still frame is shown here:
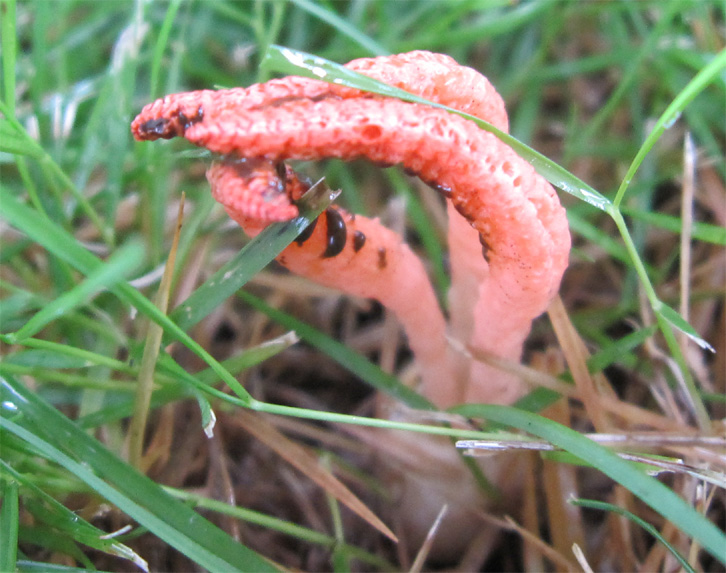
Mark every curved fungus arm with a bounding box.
[132,51,570,408]
[207,158,453,395]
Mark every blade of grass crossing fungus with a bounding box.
[260,44,716,414]
[170,180,338,332]
[260,45,612,211]
[0,374,279,572]
[260,45,720,340]
[452,404,726,567]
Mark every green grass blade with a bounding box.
[453,404,726,567]
[575,1,683,148]
[166,487,394,570]
[586,324,658,374]
[0,475,19,573]
[0,189,252,403]
[73,335,297,430]
[620,205,726,245]
[0,374,279,572]
[1,0,18,114]
[394,0,555,52]
[0,338,133,380]
[149,0,184,99]
[0,124,42,157]
[239,290,435,410]
[613,209,714,353]
[9,239,145,342]
[2,348,97,370]
[654,300,715,352]
[571,498,696,573]
[613,47,726,207]
[0,99,111,244]
[260,44,612,211]
[15,560,103,573]
[566,209,631,264]
[0,460,147,571]
[17,524,91,568]
[170,181,337,331]
[290,0,388,56]
[75,386,186,430]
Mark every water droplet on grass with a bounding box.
[663,112,681,129]
[2,400,18,412]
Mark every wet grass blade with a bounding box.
[261,44,611,211]
[453,404,726,567]
[0,374,279,572]
[170,180,337,331]
[0,475,19,573]
[0,460,147,571]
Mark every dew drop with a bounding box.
[663,112,681,129]
[1,400,18,412]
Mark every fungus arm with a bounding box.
[207,158,452,394]
[132,51,570,409]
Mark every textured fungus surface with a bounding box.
[132,50,571,407]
